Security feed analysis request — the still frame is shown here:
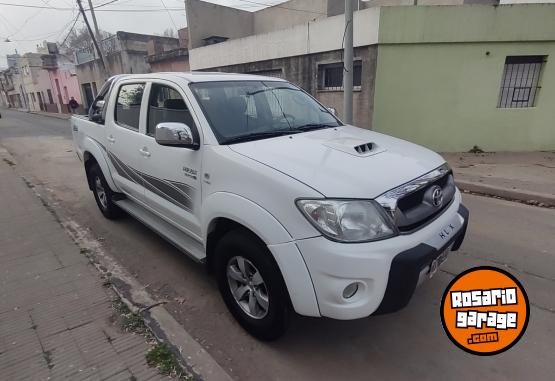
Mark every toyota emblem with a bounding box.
[431,186,444,207]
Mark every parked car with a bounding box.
[72,73,468,340]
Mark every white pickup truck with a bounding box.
[72,72,468,340]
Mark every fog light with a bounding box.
[342,282,359,299]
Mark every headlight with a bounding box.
[296,199,397,242]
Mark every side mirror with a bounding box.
[327,107,337,116]
[89,99,105,123]
[155,122,200,150]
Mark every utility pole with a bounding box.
[77,0,109,76]
[343,0,354,124]
[87,0,102,41]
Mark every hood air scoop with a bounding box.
[322,137,386,157]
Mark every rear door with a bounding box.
[137,80,203,239]
[104,80,148,203]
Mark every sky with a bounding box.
[0,0,286,69]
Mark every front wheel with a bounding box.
[215,229,290,341]
[89,163,122,219]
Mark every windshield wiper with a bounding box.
[246,86,301,96]
[294,123,338,131]
[221,130,301,145]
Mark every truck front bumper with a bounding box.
[294,190,468,320]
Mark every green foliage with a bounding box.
[146,344,191,379]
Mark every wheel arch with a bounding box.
[81,137,119,192]
[202,193,321,317]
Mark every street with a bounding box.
[1,109,554,380]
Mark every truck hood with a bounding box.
[229,125,445,198]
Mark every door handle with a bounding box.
[139,147,151,157]
[107,135,115,143]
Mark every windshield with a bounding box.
[189,80,342,144]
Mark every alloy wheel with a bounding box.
[226,256,269,319]
[94,176,108,209]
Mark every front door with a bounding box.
[138,81,203,240]
[105,81,148,203]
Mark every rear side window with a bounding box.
[115,83,145,130]
[147,84,196,136]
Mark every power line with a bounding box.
[7,0,56,39]
[0,2,184,12]
[59,13,80,45]
[94,0,122,8]
[160,0,178,30]
[2,12,78,43]
[0,2,70,10]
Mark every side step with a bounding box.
[114,199,205,263]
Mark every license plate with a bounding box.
[428,246,451,278]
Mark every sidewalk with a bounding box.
[2,108,72,120]
[0,160,164,380]
[444,151,555,206]
[29,111,72,120]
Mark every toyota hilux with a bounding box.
[72,72,468,340]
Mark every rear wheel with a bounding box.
[215,229,290,341]
[89,163,121,219]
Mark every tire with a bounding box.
[215,229,290,341]
[89,163,122,219]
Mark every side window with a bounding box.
[147,83,196,136]
[89,78,114,122]
[115,83,145,130]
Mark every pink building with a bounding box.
[6,43,82,114]
[41,44,82,113]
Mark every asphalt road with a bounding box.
[1,108,554,381]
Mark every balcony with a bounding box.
[75,35,120,65]
[41,54,58,69]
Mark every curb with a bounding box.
[29,111,72,120]
[2,108,72,120]
[456,180,555,207]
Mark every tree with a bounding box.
[60,26,112,51]
[162,28,176,38]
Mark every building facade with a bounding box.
[0,44,81,114]
[185,1,555,151]
[147,28,190,72]
[75,32,182,109]
[373,5,555,151]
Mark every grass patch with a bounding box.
[146,344,191,380]
[111,300,191,379]
[121,312,146,333]
[111,299,149,335]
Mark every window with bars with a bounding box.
[318,61,362,91]
[498,56,546,108]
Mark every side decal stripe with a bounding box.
[107,152,195,213]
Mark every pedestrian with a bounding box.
[68,97,79,114]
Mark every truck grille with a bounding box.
[376,164,455,233]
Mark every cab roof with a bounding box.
[111,72,287,84]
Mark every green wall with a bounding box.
[372,5,555,152]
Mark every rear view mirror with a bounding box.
[155,122,200,150]
[89,99,105,123]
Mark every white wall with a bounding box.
[253,0,328,34]
[185,0,254,49]
[189,7,380,70]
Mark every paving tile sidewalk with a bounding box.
[444,151,555,206]
[1,108,72,120]
[0,160,164,380]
